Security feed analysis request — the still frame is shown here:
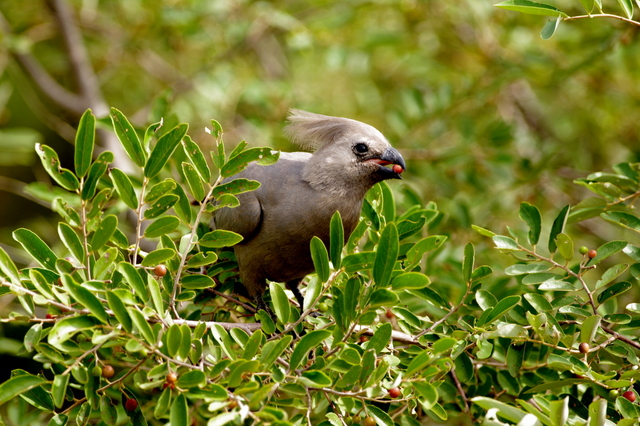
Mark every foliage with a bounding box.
[495,0,640,39]
[0,109,640,426]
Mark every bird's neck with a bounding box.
[302,156,372,199]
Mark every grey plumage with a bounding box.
[213,109,406,311]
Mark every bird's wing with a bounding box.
[213,190,263,242]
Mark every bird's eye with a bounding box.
[353,143,369,154]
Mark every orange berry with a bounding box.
[588,249,597,259]
[154,264,168,277]
[102,365,115,379]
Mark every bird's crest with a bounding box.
[284,109,370,151]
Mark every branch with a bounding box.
[564,13,640,27]
[48,0,108,115]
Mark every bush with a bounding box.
[1,109,640,426]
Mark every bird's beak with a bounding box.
[367,147,406,180]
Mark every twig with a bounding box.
[450,367,470,413]
[563,13,640,27]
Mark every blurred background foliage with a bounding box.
[0,0,639,383]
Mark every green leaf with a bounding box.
[199,230,243,248]
[462,242,474,282]
[597,281,632,305]
[128,308,156,345]
[109,168,138,209]
[51,373,70,409]
[60,275,108,324]
[493,235,519,250]
[289,330,332,371]
[182,162,205,201]
[506,343,524,377]
[329,211,344,269]
[170,393,188,426]
[0,374,48,405]
[259,335,292,370]
[454,352,474,383]
[35,144,79,191]
[182,135,211,182]
[171,183,192,224]
[472,396,531,423]
[118,262,148,302]
[580,315,601,344]
[91,214,117,252]
[48,316,101,349]
[13,228,58,270]
[58,222,85,262]
[368,288,399,308]
[586,240,627,266]
[144,216,181,238]
[210,324,236,360]
[74,109,95,178]
[373,222,399,288]
[617,0,634,19]
[391,272,430,290]
[602,211,640,233]
[221,147,279,178]
[519,202,542,245]
[368,405,394,426]
[186,251,218,268]
[211,178,261,198]
[177,370,206,389]
[596,263,629,289]
[0,246,22,287]
[310,236,330,282]
[541,17,560,40]
[110,107,146,167]
[579,0,595,13]
[105,291,132,333]
[143,120,162,153]
[166,324,182,357]
[484,295,521,325]
[145,179,177,203]
[555,233,573,262]
[141,248,176,267]
[270,282,290,324]
[547,205,570,253]
[145,123,188,178]
[81,151,113,200]
[494,0,568,17]
[366,322,392,354]
[144,194,179,219]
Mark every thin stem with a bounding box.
[518,245,598,313]
[563,13,640,27]
[417,281,472,338]
[170,173,224,318]
[132,177,149,266]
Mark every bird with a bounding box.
[213,109,406,315]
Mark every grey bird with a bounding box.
[213,109,406,313]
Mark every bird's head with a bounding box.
[284,109,406,193]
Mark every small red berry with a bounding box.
[102,365,115,379]
[359,335,369,343]
[392,164,404,174]
[45,313,55,320]
[588,249,597,259]
[579,343,590,354]
[624,390,636,402]
[388,387,401,398]
[125,398,138,411]
[154,264,168,277]
[385,308,395,319]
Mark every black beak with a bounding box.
[375,147,406,180]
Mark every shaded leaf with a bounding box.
[548,205,570,253]
[110,107,146,167]
[0,374,47,405]
[182,135,211,182]
[310,236,330,282]
[289,330,331,371]
[13,228,57,270]
[373,222,399,288]
[145,123,188,178]
[74,109,95,178]
[519,202,542,245]
[109,168,138,209]
[199,230,243,248]
[35,144,79,191]
[81,151,113,200]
